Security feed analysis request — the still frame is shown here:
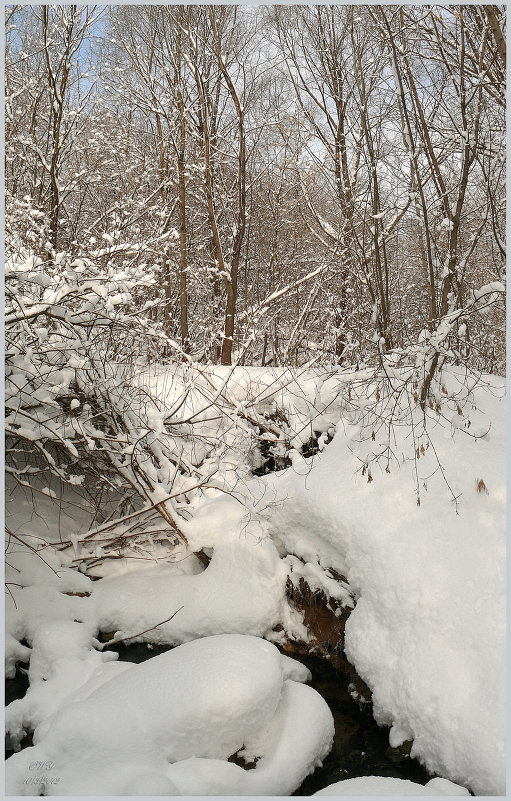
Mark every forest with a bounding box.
[4,4,506,797]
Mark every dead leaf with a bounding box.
[476,478,489,495]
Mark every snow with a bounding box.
[473,281,505,300]
[314,776,470,795]
[6,635,334,796]
[261,368,506,796]
[89,497,306,646]
[165,680,334,795]
[5,364,505,796]
[439,217,454,230]
[6,621,120,751]
[5,633,31,680]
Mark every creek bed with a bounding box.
[5,640,432,794]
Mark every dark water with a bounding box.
[6,641,432,794]
[5,666,31,758]
[286,652,431,795]
[5,667,29,708]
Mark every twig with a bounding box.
[99,606,184,649]
[6,528,60,576]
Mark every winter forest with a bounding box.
[4,3,506,798]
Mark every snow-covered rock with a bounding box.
[6,634,334,796]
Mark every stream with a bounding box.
[286,652,432,794]
[5,641,432,793]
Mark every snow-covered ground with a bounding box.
[5,364,506,795]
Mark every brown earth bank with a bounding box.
[282,573,372,704]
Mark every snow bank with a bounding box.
[6,635,334,796]
[314,776,470,795]
[262,371,506,795]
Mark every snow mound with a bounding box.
[165,681,334,795]
[6,620,119,750]
[91,538,295,645]
[5,634,334,796]
[314,776,470,795]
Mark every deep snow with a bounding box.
[5,364,506,795]
[6,635,333,795]
[260,369,506,795]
